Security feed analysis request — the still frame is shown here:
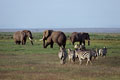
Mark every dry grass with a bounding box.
[0,53,120,80]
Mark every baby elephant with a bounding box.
[58,47,67,64]
[67,49,75,63]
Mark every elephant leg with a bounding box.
[21,40,24,45]
[24,39,26,45]
[57,43,62,48]
[22,40,25,45]
[31,41,33,45]
[72,42,74,45]
[63,44,66,48]
[18,41,21,45]
[15,41,18,45]
[79,41,82,45]
[83,40,85,45]
[43,40,45,48]
[44,42,51,48]
[50,42,54,48]
[22,41,26,45]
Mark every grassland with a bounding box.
[0,32,120,80]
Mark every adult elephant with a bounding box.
[41,30,66,48]
[70,32,90,46]
[13,30,33,45]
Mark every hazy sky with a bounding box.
[0,0,120,29]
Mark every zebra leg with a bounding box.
[86,59,92,65]
[90,60,92,65]
[68,55,71,62]
[103,55,106,58]
[79,58,82,65]
[60,59,64,64]
[73,57,75,63]
[86,60,89,66]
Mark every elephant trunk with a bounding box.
[31,41,33,45]
[43,39,46,48]
[39,39,43,41]
[41,36,46,48]
[29,37,32,41]
[29,37,33,45]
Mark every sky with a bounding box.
[0,0,120,29]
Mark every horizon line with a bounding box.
[0,27,120,29]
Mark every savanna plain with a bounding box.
[0,32,120,80]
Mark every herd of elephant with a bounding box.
[13,30,90,48]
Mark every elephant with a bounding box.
[13,30,33,45]
[41,30,67,48]
[70,32,90,46]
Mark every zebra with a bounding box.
[90,48,99,60]
[67,48,75,63]
[74,44,86,50]
[75,49,98,65]
[58,47,67,64]
[99,47,107,57]
[74,44,80,49]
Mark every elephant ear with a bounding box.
[85,33,90,39]
[44,30,53,38]
[21,31,26,37]
[43,30,48,39]
[22,30,32,37]
[46,30,50,38]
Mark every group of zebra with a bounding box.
[58,44,107,65]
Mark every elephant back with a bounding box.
[81,32,90,40]
[51,31,66,43]
[13,31,21,40]
[13,31,26,41]
[70,32,81,41]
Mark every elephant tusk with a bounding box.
[29,37,32,41]
[39,36,45,41]
[39,39,43,41]
[42,36,44,39]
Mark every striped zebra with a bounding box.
[74,44,86,50]
[99,47,107,57]
[74,44,80,49]
[67,48,75,63]
[75,49,98,65]
[58,47,67,64]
